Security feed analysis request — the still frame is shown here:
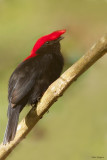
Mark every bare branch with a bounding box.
[0,34,107,160]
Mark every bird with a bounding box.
[3,29,66,145]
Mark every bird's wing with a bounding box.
[8,64,37,106]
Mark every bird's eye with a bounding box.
[46,41,49,44]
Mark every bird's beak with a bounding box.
[56,36,64,42]
[53,36,64,44]
[59,36,64,41]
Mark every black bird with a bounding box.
[3,29,66,144]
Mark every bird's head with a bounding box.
[24,29,66,61]
[31,29,66,55]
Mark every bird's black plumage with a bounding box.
[3,38,64,144]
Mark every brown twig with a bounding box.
[0,34,107,160]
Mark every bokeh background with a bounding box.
[0,0,107,160]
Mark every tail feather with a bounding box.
[3,104,21,145]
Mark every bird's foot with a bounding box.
[31,103,37,108]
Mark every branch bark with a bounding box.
[0,34,107,160]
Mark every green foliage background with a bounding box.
[0,0,107,159]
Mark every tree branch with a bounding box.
[0,34,107,160]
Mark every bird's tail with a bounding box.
[3,104,22,145]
